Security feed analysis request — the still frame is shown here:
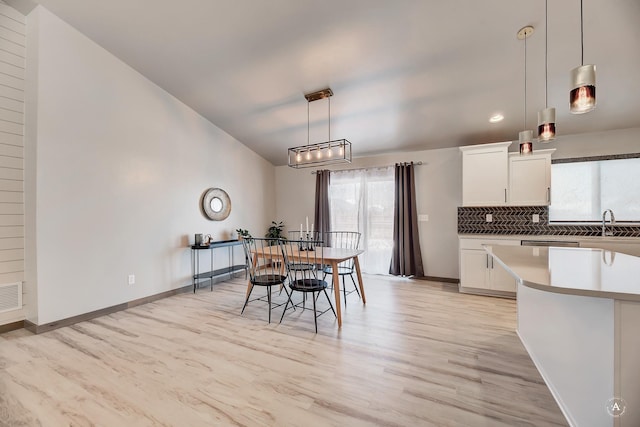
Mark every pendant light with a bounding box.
[518,26,534,155]
[569,0,596,114]
[538,0,556,142]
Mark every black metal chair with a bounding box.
[280,239,336,333]
[286,230,322,278]
[241,237,290,323]
[322,231,361,304]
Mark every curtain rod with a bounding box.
[310,161,423,174]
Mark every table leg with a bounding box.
[331,260,342,327]
[246,253,257,299]
[354,256,366,304]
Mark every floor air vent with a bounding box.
[0,282,22,313]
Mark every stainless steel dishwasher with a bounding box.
[521,240,580,247]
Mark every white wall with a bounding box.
[24,6,275,325]
[275,147,462,279]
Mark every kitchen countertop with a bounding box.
[485,245,640,302]
[459,233,640,242]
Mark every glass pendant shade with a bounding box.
[537,107,556,142]
[570,64,596,114]
[518,130,534,155]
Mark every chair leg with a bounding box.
[267,285,272,323]
[324,289,337,318]
[241,284,254,314]
[350,273,361,299]
[312,291,318,333]
[279,287,294,324]
[342,275,347,304]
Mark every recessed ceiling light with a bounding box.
[489,114,504,123]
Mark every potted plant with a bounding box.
[265,221,285,245]
[235,228,251,241]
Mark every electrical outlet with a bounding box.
[128,274,135,285]
[418,214,429,222]
[532,214,540,223]
[486,214,493,223]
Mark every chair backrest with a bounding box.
[281,239,325,283]
[323,231,360,269]
[241,237,285,282]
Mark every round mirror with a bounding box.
[210,197,223,213]
[201,188,231,221]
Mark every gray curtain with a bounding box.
[389,162,424,277]
[314,170,331,242]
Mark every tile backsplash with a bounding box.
[458,206,640,237]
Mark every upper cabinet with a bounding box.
[460,142,511,206]
[509,149,556,206]
[460,142,555,207]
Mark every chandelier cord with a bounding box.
[328,96,331,143]
[524,33,527,129]
[545,0,548,108]
[307,100,310,147]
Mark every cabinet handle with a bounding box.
[486,254,489,269]
[547,187,551,203]
[504,188,507,203]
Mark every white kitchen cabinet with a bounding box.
[508,149,555,206]
[459,237,521,296]
[460,142,511,206]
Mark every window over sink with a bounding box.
[549,155,640,222]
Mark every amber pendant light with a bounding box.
[538,0,556,142]
[570,0,596,114]
[518,26,534,155]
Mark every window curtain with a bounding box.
[329,167,394,274]
[389,162,424,277]
[314,170,331,241]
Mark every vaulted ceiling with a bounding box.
[10,0,640,165]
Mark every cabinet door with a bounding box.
[509,154,551,206]
[462,149,508,206]
[460,249,489,289]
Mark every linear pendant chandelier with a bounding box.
[287,88,352,168]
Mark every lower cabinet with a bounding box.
[459,237,521,296]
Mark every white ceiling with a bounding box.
[10,0,640,165]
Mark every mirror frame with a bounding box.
[201,188,231,221]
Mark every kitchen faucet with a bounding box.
[602,209,616,237]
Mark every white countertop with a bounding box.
[486,245,640,302]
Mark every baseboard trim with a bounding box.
[414,275,459,284]
[27,284,194,334]
[0,320,25,334]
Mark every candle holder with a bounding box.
[299,233,315,251]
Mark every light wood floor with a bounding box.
[0,274,568,426]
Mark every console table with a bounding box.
[191,239,247,293]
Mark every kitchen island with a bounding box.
[486,245,640,427]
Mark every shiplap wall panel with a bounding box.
[0,271,22,284]
[0,167,21,180]
[0,132,21,146]
[0,107,22,123]
[0,143,21,157]
[0,247,21,261]
[0,191,21,203]
[0,179,22,191]
[0,1,24,301]
[0,226,21,239]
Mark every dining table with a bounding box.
[249,245,365,327]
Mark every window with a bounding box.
[329,167,395,274]
[550,157,640,222]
